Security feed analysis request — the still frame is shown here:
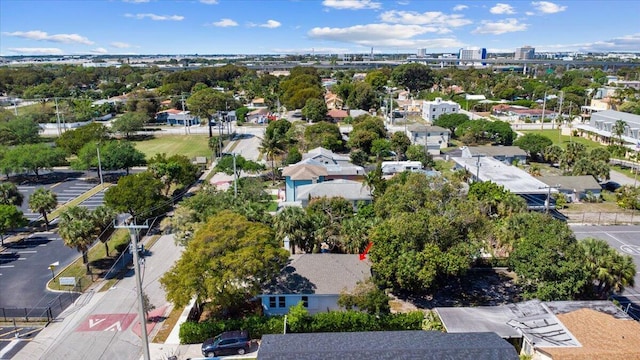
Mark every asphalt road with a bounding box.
[0,326,42,360]
[0,231,80,313]
[16,234,184,360]
[571,224,640,319]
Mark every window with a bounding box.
[278,296,286,308]
[301,296,309,308]
[269,296,276,308]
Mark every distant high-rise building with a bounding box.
[417,48,427,57]
[515,46,535,60]
[458,48,486,65]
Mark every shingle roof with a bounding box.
[281,164,328,180]
[538,308,640,360]
[406,124,450,133]
[262,254,371,295]
[257,331,519,360]
[296,179,372,202]
[466,145,527,158]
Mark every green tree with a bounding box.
[186,87,233,119]
[338,279,390,315]
[101,141,146,174]
[55,122,110,155]
[235,106,250,122]
[365,70,390,92]
[432,113,470,134]
[391,63,436,93]
[615,185,640,210]
[215,154,265,179]
[580,237,636,298]
[348,115,387,154]
[284,146,302,165]
[58,206,97,274]
[304,122,343,152]
[468,181,526,218]
[0,116,41,145]
[543,144,564,164]
[28,188,57,230]
[259,131,285,184]
[513,133,553,160]
[104,172,169,220]
[612,119,627,145]
[160,211,289,311]
[0,205,28,246]
[148,153,199,195]
[347,82,377,111]
[0,182,24,206]
[370,138,391,160]
[273,206,314,254]
[405,144,434,168]
[5,144,67,180]
[92,205,116,255]
[389,132,411,160]
[301,98,328,123]
[111,112,147,139]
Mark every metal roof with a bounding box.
[295,179,372,202]
[258,331,519,360]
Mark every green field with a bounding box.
[520,129,603,151]
[133,135,211,159]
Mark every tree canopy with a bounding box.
[391,63,436,93]
[104,171,169,220]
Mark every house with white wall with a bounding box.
[421,97,460,122]
[406,124,450,155]
[259,254,371,316]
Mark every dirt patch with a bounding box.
[394,268,522,309]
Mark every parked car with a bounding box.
[201,330,250,357]
[600,181,621,191]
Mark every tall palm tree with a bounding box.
[612,119,627,146]
[28,188,58,230]
[258,132,285,184]
[92,205,116,255]
[273,207,311,254]
[581,237,637,298]
[0,182,24,206]
[58,206,98,274]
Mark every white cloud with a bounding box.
[540,33,640,52]
[379,10,472,29]
[7,47,63,55]
[453,4,468,11]
[308,23,464,48]
[212,18,238,27]
[199,0,219,4]
[3,30,94,45]
[90,47,108,54]
[259,20,281,28]
[122,0,150,3]
[124,13,184,21]
[472,18,527,34]
[397,0,410,5]
[271,46,352,54]
[110,41,132,48]
[322,0,382,10]
[531,1,567,14]
[525,11,535,15]
[490,3,516,14]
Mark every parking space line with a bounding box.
[50,182,62,189]
[17,251,37,254]
[0,265,15,268]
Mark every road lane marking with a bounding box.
[0,265,15,268]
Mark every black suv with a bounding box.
[201,330,250,357]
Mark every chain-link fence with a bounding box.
[564,211,640,225]
[1,291,79,323]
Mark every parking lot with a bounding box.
[0,325,43,360]
[572,225,640,319]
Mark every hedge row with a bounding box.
[179,311,424,344]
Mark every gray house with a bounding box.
[405,125,450,155]
[259,254,371,316]
[462,146,527,165]
[258,331,518,360]
[295,179,372,208]
[539,175,602,202]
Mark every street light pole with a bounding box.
[233,153,238,198]
[96,146,104,188]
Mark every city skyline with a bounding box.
[1,0,639,56]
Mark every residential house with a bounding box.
[349,109,370,118]
[247,108,270,123]
[303,147,353,167]
[436,300,639,360]
[324,91,343,110]
[451,156,556,210]
[295,179,372,208]
[406,124,450,155]
[155,109,200,126]
[381,161,423,175]
[421,98,460,122]
[258,331,519,360]
[461,146,528,165]
[281,163,327,202]
[539,175,602,202]
[397,90,410,100]
[576,109,640,148]
[492,105,556,122]
[327,109,348,122]
[259,254,371,316]
[249,98,267,108]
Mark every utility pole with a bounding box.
[472,155,483,183]
[54,97,62,136]
[556,90,563,132]
[540,91,547,130]
[114,218,150,360]
[233,153,238,198]
[96,146,104,188]
[181,94,187,135]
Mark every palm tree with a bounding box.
[28,188,58,230]
[612,119,627,145]
[0,182,24,206]
[58,206,98,274]
[581,238,637,298]
[92,205,116,255]
[273,207,312,254]
[258,132,285,184]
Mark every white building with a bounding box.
[458,48,486,65]
[421,98,460,122]
[514,46,535,60]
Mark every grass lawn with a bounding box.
[520,129,603,151]
[133,135,211,159]
[48,228,131,291]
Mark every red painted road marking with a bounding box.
[75,314,136,332]
[132,306,167,338]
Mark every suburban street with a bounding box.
[572,225,640,319]
[13,234,183,360]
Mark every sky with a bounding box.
[1,0,639,56]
